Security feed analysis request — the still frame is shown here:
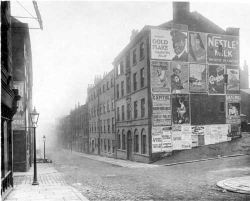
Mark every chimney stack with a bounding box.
[173,2,190,22]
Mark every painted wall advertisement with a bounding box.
[13,81,25,130]
[152,94,171,126]
[207,34,239,65]
[189,64,207,92]
[189,32,206,63]
[170,62,189,93]
[226,66,240,94]
[151,29,188,62]
[226,95,241,124]
[172,94,190,125]
[208,64,225,94]
[150,60,171,93]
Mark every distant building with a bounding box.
[240,61,249,89]
[87,70,116,157]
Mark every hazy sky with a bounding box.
[11,1,250,134]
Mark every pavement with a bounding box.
[4,163,89,201]
[217,176,250,195]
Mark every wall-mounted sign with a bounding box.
[170,62,189,93]
[150,60,171,93]
[172,94,190,125]
[207,34,239,65]
[189,32,206,63]
[208,64,225,94]
[189,64,207,93]
[152,94,171,126]
[151,29,188,61]
[226,66,240,94]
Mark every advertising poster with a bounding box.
[189,64,207,93]
[13,81,25,130]
[191,135,198,147]
[150,60,171,93]
[152,127,162,153]
[152,94,171,126]
[170,62,189,93]
[207,34,239,65]
[181,125,192,149]
[172,94,190,125]
[204,125,211,145]
[172,125,182,150]
[198,135,205,146]
[191,126,205,135]
[189,32,206,63]
[226,66,240,94]
[208,65,225,94]
[226,95,241,124]
[151,29,188,62]
[162,127,172,152]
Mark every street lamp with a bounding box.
[30,107,39,185]
[43,135,46,162]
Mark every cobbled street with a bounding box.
[49,149,250,201]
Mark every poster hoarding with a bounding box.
[152,94,171,126]
[189,64,207,93]
[151,29,188,61]
[150,60,171,93]
[170,62,189,93]
[152,127,163,153]
[162,127,172,152]
[207,34,239,65]
[208,64,225,94]
[189,32,206,63]
[172,94,190,125]
[172,125,182,150]
[181,125,192,149]
[226,95,241,124]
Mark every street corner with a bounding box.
[217,176,250,194]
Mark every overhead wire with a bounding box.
[16,1,38,22]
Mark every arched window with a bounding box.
[141,129,147,154]
[134,129,139,153]
[117,130,121,149]
[122,129,126,150]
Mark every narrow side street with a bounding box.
[49,149,250,201]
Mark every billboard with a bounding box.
[150,60,171,93]
[226,95,241,124]
[172,94,190,124]
[170,62,189,93]
[152,94,171,126]
[151,29,188,61]
[226,66,240,94]
[189,32,206,63]
[208,64,225,94]
[13,81,25,130]
[189,64,207,93]
[207,34,239,65]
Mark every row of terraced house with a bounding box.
[56,2,250,164]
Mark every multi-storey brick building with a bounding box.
[87,70,116,157]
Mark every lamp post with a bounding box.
[43,135,46,162]
[30,107,39,185]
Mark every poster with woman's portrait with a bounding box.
[189,32,206,63]
[226,66,240,94]
[172,94,190,125]
[208,64,225,94]
[189,64,207,92]
[170,62,189,93]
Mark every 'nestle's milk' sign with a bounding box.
[207,34,239,65]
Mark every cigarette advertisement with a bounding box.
[189,64,207,93]
[207,34,239,65]
[189,32,206,63]
[151,29,188,62]
[152,94,171,126]
[150,60,171,93]
[171,62,189,93]
[208,64,225,94]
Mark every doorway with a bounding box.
[127,130,132,161]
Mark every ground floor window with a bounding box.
[117,130,121,149]
[141,129,147,154]
[122,130,126,150]
[134,129,139,153]
[112,140,115,153]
